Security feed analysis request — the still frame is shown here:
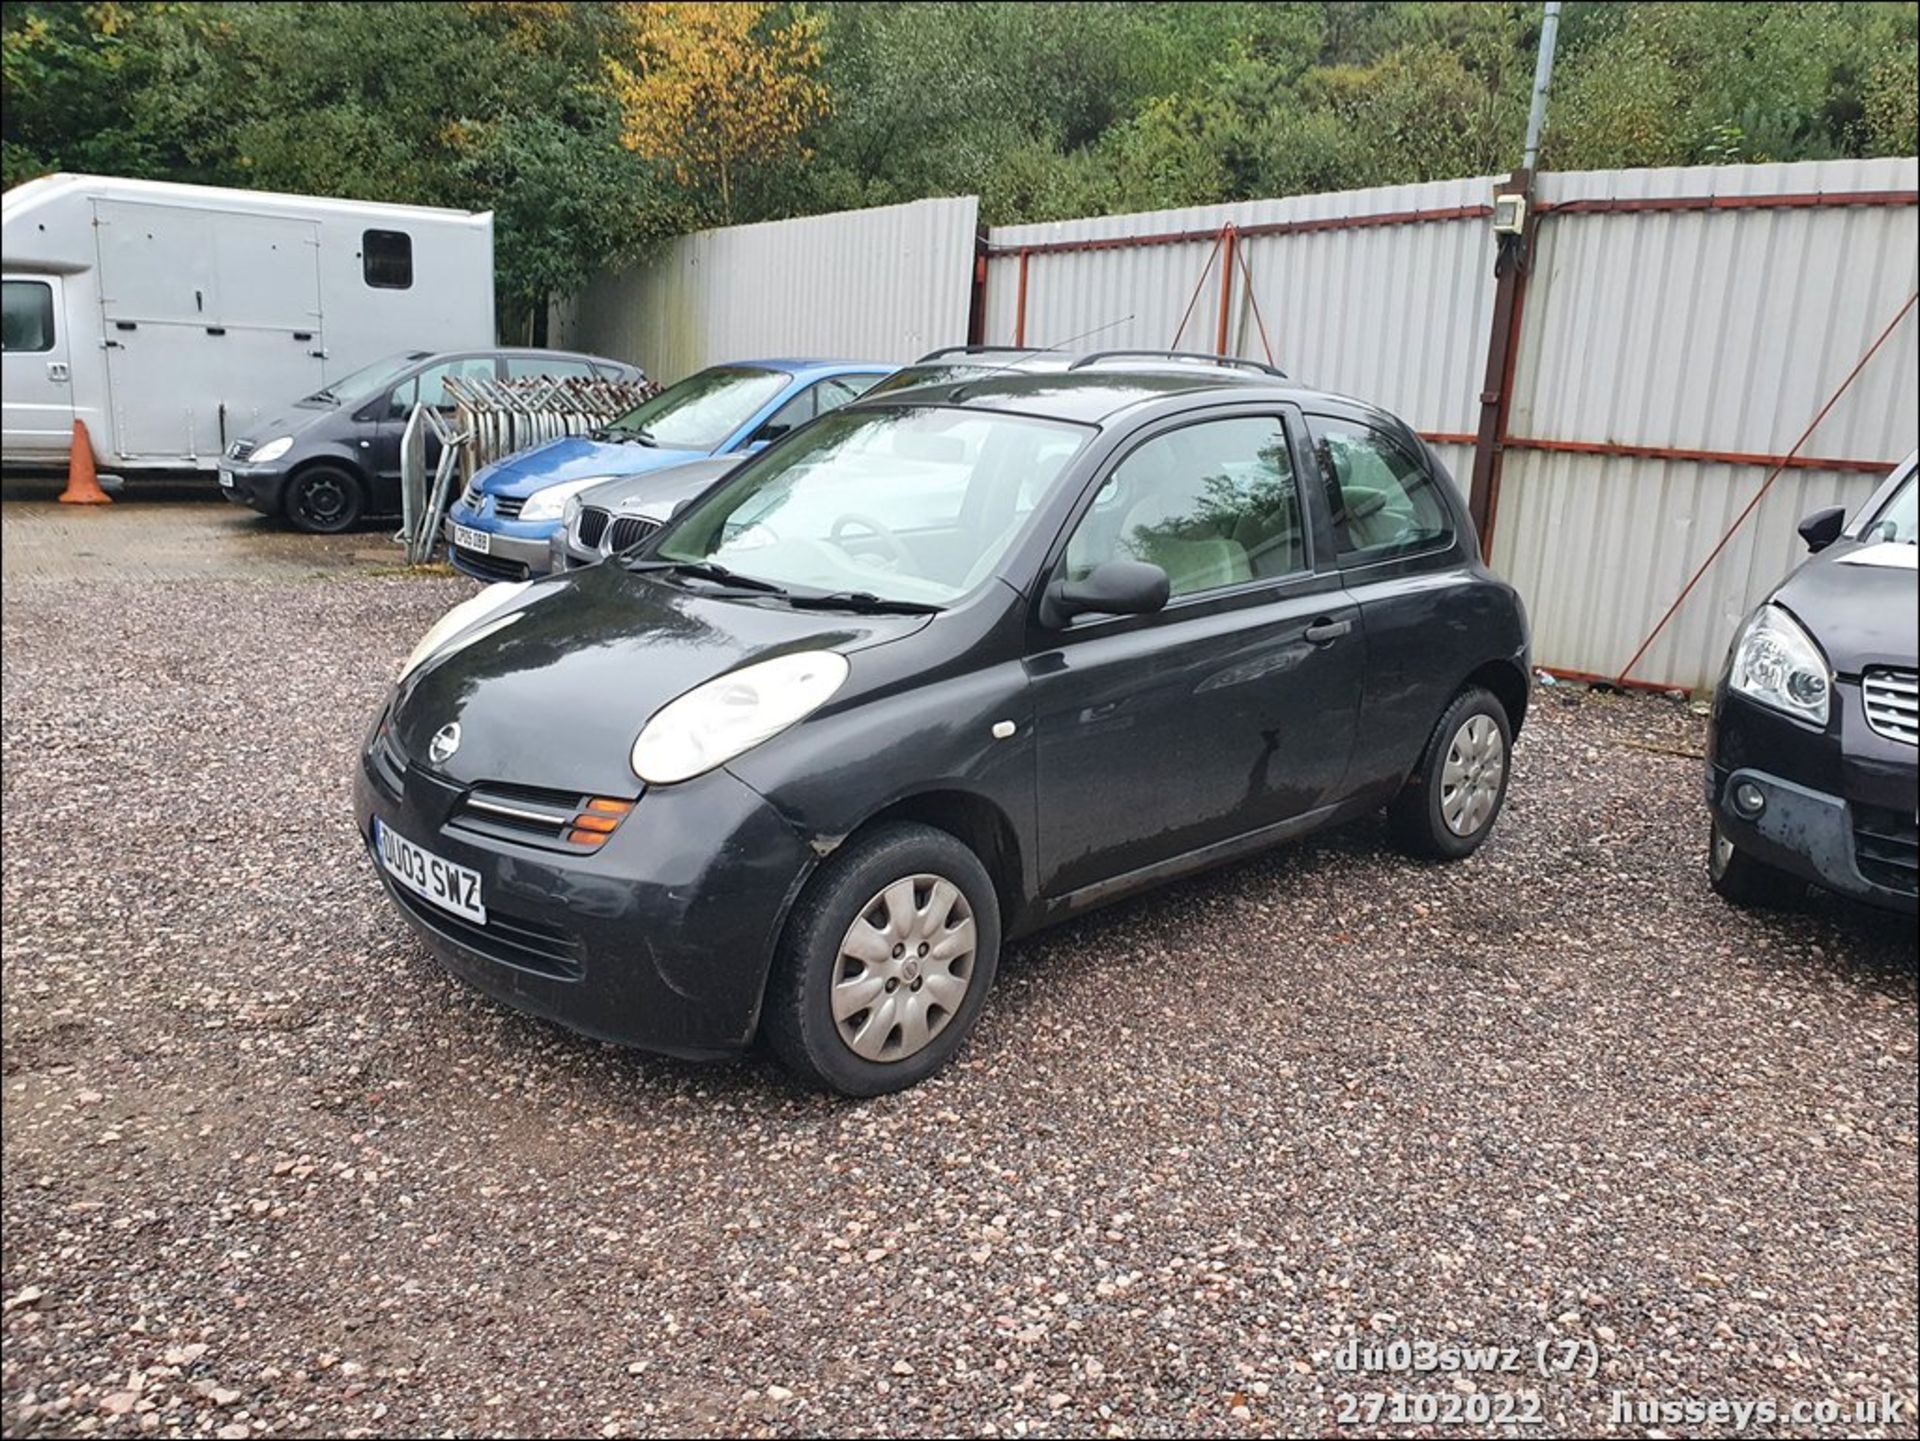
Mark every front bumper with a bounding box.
[218,461,291,516]
[443,505,559,583]
[1707,685,1918,913]
[354,734,818,1058]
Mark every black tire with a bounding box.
[1389,685,1513,860]
[763,822,1001,1096]
[1707,817,1799,908]
[285,464,365,534]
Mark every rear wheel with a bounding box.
[763,822,1000,1096]
[1390,685,1512,860]
[1707,817,1798,908]
[285,464,365,534]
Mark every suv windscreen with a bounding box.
[307,351,432,405]
[1863,471,1916,544]
[658,406,1090,605]
[604,366,791,451]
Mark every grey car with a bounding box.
[219,347,643,533]
[549,456,742,573]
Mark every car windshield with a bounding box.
[1863,470,1916,544]
[603,366,792,450]
[655,406,1091,605]
[309,351,431,404]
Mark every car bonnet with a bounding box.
[389,562,932,795]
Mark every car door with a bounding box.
[1028,408,1365,899]
[1303,412,1485,798]
[2,275,74,462]
[371,354,500,505]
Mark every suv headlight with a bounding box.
[520,478,615,523]
[399,581,532,680]
[1728,604,1830,725]
[250,436,294,464]
[631,650,849,784]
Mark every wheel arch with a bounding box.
[1462,656,1530,737]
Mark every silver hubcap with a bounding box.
[832,874,976,1063]
[1440,714,1506,837]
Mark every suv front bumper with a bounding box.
[1707,684,1917,913]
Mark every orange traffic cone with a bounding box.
[58,418,111,505]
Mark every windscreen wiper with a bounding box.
[622,559,788,595]
[787,591,944,615]
[601,425,657,446]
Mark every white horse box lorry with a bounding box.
[2,174,493,473]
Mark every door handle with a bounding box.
[47,361,69,383]
[1304,617,1352,645]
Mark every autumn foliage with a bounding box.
[603,1,826,222]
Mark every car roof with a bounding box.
[857,354,1411,431]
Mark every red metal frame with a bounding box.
[1214,226,1238,356]
[1536,189,1916,216]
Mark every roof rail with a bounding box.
[1067,350,1288,380]
[914,345,1054,363]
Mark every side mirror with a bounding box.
[1797,505,1846,553]
[1041,559,1170,627]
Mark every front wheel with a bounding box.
[1390,685,1513,860]
[763,822,1001,1096]
[285,464,365,534]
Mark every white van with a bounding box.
[1,174,493,473]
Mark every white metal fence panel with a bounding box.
[983,177,1496,441]
[1498,158,1919,687]
[551,196,978,381]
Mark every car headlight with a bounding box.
[1728,604,1830,725]
[398,581,532,680]
[519,478,615,523]
[249,436,294,464]
[631,650,850,785]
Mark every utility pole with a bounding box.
[1522,1,1563,173]
[1469,0,1562,560]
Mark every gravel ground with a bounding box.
[2,529,1916,1438]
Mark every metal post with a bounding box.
[1522,1,1562,173]
[1214,225,1238,356]
[1467,170,1535,560]
[1014,250,1031,347]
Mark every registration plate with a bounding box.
[452,523,491,555]
[218,468,236,489]
[375,818,486,924]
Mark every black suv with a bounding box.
[219,347,642,532]
[356,355,1532,1093]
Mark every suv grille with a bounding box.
[461,484,483,511]
[226,440,253,461]
[576,506,610,549]
[1862,669,1918,746]
[494,495,527,520]
[1853,804,1918,896]
[608,516,660,551]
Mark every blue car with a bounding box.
[442,358,892,581]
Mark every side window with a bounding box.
[1308,416,1453,561]
[818,374,885,410]
[362,230,413,290]
[754,384,824,443]
[390,356,496,415]
[1063,416,1305,600]
[504,356,592,382]
[2,280,55,352]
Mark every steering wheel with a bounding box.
[829,513,915,571]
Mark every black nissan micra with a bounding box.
[357,355,1532,1094]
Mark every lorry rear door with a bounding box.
[1,274,75,463]
[93,200,324,464]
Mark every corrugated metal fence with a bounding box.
[982,159,1917,690]
[556,162,1916,690]
[551,195,979,376]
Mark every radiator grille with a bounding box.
[608,515,661,551]
[576,506,610,549]
[1862,669,1917,746]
